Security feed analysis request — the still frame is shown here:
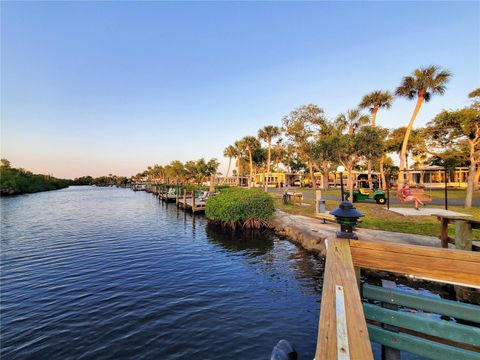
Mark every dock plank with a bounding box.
[316,238,373,360]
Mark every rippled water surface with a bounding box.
[1,187,325,359]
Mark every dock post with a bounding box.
[455,220,473,251]
[192,190,196,213]
[183,189,187,209]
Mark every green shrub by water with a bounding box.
[0,167,71,195]
[205,188,274,229]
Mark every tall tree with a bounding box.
[241,136,260,188]
[359,90,393,189]
[395,65,451,187]
[205,158,220,192]
[386,127,426,184]
[335,109,370,194]
[258,125,281,191]
[359,90,394,128]
[330,126,384,201]
[427,108,480,208]
[234,140,244,186]
[282,104,327,190]
[469,88,480,110]
[335,109,370,137]
[223,145,236,180]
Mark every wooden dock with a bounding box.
[315,238,480,359]
[176,190,206,213]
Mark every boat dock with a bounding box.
[146,184,207,213]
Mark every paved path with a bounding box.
[387,207,471,217]
[269,188,480,207]
[270,210,450,256]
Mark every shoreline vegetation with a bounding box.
[0,160,71,196]
[0,159,130,196]
[205,188,274,229]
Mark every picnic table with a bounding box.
[436,215,480,251]
[283,191,303,207]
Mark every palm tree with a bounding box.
[395,65,451,187]
[335,109,370,137]
[359,91,393,189]
[258,125,281,191]
[242,136,260,188]
[234,140,244,186]
[223,145,236,181]
[359,90,394,128]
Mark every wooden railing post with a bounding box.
[192,190,196,213]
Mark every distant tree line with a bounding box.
[72,174,128,187]
[0,159,71,195]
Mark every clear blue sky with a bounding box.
[2,1,479,178]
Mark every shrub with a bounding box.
[205,188,274,229]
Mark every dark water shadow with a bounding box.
[205,222,275,257]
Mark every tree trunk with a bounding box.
[398,94,424,188]
[225,157,232,179]
[465,143,476,208]
[371,106,378,128]
[379,155,386,190]
[248,150,253,188]
[236,151,241,186]
[474,164,480,190]
[405,155,410,185]
[308,160,317,190]
[347,164,354,201]
[323,168,329,190]
[265,139,271,192]
[420,170,425,186]
[209,175,215,193]
[367,160,373,190]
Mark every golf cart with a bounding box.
[344,180,386,204]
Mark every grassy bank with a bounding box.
[272,193,480,240]
[0,167,71,195]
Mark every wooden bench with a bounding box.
[363,283,480,360]
[396,188,432,202]
[315,212,336,223]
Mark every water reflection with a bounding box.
[205,223,275,257]
[206,223,324,297]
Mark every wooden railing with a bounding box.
[315,239,480,360]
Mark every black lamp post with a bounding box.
[337,165,345,201]
[330,201,364,239]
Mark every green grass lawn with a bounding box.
[297,188,479,200]
[272,193,480,240]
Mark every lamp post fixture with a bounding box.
[337,165,345,201]
[330,201,364,239]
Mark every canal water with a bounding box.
[1,186,325,359]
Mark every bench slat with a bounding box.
[363,284,480,322]
[363,303,480,346]
[367,325,480,360]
